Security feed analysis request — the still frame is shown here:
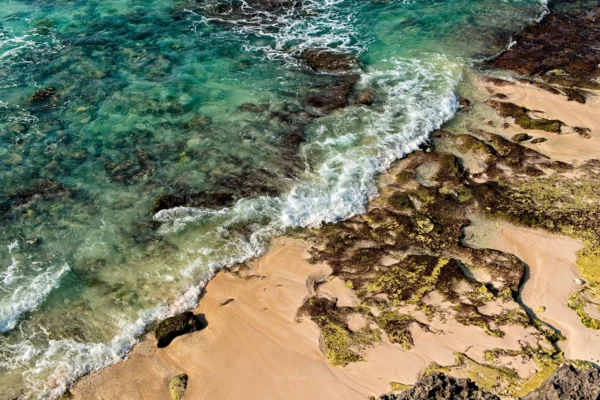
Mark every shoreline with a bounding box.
[67,5,600,400]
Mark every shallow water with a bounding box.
[0,0,545,397]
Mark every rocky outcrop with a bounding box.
[522,364,600,400]
[381,365,600,399]
[491,8,600,89]
[154,312,202,348]
[380,373,499,400]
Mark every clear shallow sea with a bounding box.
[0,0,546,397]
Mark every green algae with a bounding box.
[389,381,412,392]
[298,297,380,366]
[514,115,562,133]
[321,322,364,366]
[568,291,600,330]
[169,373,188,400]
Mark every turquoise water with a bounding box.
[0,0,545,397]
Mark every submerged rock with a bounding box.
[300,49,360,74]
[304,75,359,113]
[380,373,499,400]
[169,373,188,400]
[522,364,600,400]
[355,89,375,106]
[152,192,235,213]
[29,87,58,103]
[0,180,71,217]
[175,0,303,25]
[154,312,202,348]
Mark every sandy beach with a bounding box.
[68,7,600,400]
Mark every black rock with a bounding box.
[522,364,600,400]
[154,311,202,348]
[380,373,499,400]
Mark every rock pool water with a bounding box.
[0,0,546,397]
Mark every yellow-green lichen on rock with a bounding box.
[169,373,188,400]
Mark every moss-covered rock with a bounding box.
[512,133,530,142]
[297,297,380,366]
[485,100,563,133]
[169,373,188,400]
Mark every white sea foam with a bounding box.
[15,282,204,400]
[187,0,365,64]
[0,263,70,332]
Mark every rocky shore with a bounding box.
[67,4,600,400]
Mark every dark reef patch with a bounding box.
[491,8,600,88]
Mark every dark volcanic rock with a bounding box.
[573,126,592,139]
[485,100,563,133]
[29,87,58,103]
[380,373,499,400]
[301,49,359,74]
[522,364,600,400]
[491,8,600,86]
[154,311,202,348]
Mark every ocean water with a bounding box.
[0,0,546,398]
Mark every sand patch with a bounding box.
[464,216,600,364]
[72,239,369,400]
[478,78,600,164]
[71,237,544,400]
[318,277,361,308]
